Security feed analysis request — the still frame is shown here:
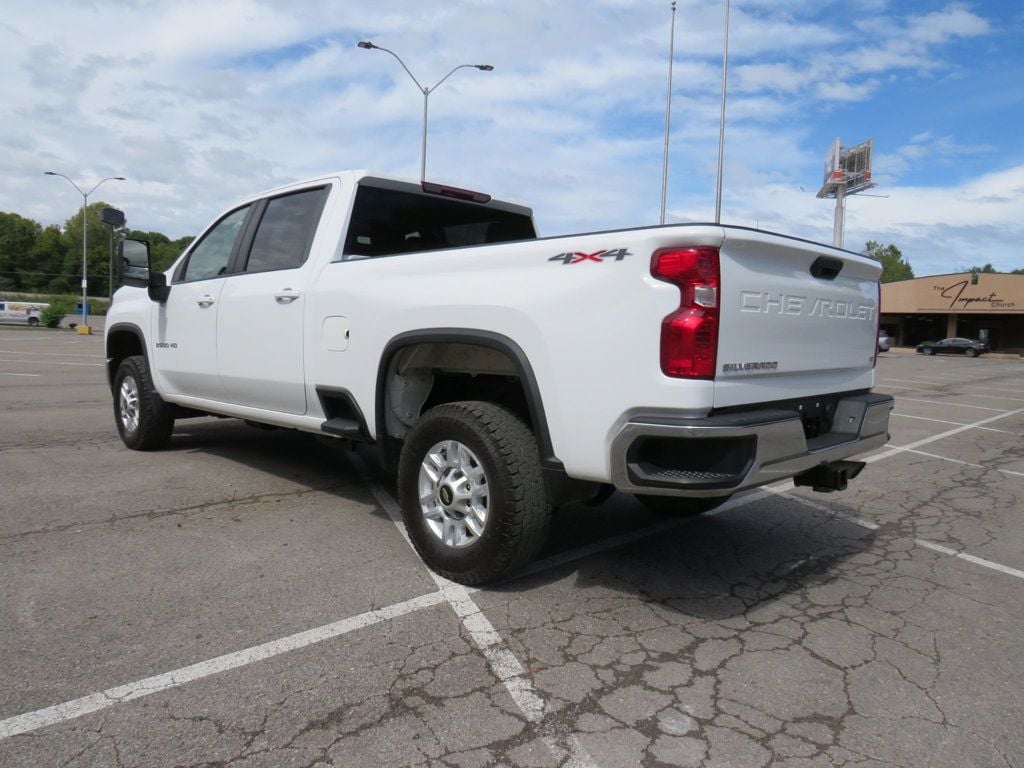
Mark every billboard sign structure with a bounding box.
[817,138,876,198]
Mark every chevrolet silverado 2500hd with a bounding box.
[106,171,893,584]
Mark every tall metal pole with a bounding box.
[714,0,731,224]
[833,182,846,248]
[80,200,88,325]
[358,42,492,181]
[108,224,115,300]
[44,172,125,330]
[421,90,429,182]
[660,1,678,226]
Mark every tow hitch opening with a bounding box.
[793,460,866,493]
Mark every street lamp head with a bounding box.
[44,171,57,175]
[476,65,494,71]
[114,176,126,181]
[357,41,376,49]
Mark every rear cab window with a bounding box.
[341,178,536,259]
[242,186,329,273]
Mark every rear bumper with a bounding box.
[610,392,894,498]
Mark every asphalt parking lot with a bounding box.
[2,328,1023,768]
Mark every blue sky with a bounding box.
[1,0,1021,275]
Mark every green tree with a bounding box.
[1011,267,1024,275]
[125,230,194,272]
[959,263,998,274]
[0,212,43,291]
[30,225,67,293]
[865,240,914,283]
[60,201,126,296]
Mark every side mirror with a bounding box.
[117,238,170,303]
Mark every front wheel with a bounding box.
[397,401,551,585]
[113,355,175,450]
[922,347,934,355]
[27,317,39,327]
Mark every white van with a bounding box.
[0,301,49,326]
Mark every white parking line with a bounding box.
[0,372,40,377]
[896,398,1009,412]
[881,377,954,386]
[868,407,1024,463]
[344,453,597,767]
[890,413,1019,436]
[0,349,103,358]
[3,389,1021,748]
[0,591,448,740]
[961,385,1024,395]
[915,540,1024,581]
[877,384,942,393]
[972,393,1024,404]
[892,446,1024,479]
[0,359,104,367]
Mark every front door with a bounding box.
[152,205,251,402]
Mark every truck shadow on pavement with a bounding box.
[163,418,876,620]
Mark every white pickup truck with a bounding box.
[106,171,892,584]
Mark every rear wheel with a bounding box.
[113,355,175,450]
[965,348,978,358]
[634,494,729,517]
[397,401,550,585]
[27,317,39,327]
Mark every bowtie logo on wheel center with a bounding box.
[438,484,455,507]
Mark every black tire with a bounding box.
[27,317,39,327]
[965,348,978,358]
[634,494,729,517]
[923,347,934,355]
[113,355,175,450]
[397,401,551,585]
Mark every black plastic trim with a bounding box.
[104,322,148,388]
[375,329,561,472]
[809,255,844,280]
[316,386,371,442]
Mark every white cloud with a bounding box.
[0,0,1017,279]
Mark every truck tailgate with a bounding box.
[714,229,880,408]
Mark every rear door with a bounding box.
[714,229,881,407]
[216,185,330,415]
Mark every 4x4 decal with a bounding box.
[548,248,631,265]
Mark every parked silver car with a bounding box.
[878,330,891,352]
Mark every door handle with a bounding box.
[196,295,215,307]
[274,289,301,304]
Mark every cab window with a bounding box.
[243,187,328,273]
[178,206,250,282]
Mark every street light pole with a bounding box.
[358,42,493,181]
[44,172,125,330]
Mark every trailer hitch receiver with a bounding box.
[793,460,866,493]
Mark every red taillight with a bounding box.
[652,247,720,379]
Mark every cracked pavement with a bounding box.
[2,331,1023,767]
